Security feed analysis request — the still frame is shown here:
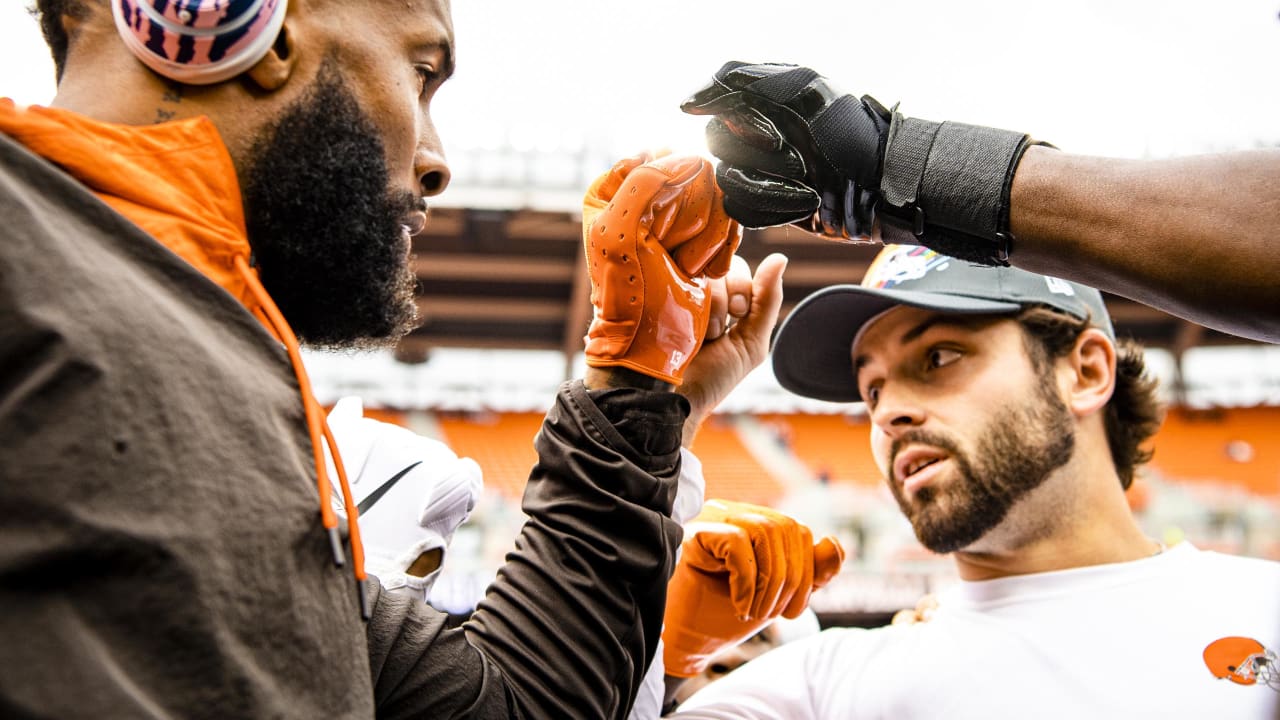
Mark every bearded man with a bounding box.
[666,245,1280,719]
[0,2,819,717]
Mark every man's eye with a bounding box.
[927,348,962,369]
[415,65,438,95]
[863,384,880,407]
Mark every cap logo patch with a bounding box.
[863,246,950,289]
[1044,277,1076,296]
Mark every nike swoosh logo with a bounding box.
[357,461,423,515]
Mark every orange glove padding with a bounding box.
[582,153,742,384]
[662,499,845,678]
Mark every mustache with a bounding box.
[393,191,426,220]
[889,429,963,483]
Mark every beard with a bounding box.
[887,373,1076,554]
[241,61,420,349]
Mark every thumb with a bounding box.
[812,536,846,589]
[679,60,751,115]
[729,252,787,348]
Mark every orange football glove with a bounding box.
[582,153,742,385]
[662,499,845,678]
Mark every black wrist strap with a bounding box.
[879,113,1037,266]
[882,115,940,209]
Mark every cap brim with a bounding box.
[771,285,1023,403]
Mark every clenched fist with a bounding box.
[582,154,742,385]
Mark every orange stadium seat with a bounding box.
[332,405,1280,505]
[690,416,785,507]
[438,412,788,507]
[1147,406,1280,497]
[435,412,545,500]
[755,413,883,488]
[359,406,407,427]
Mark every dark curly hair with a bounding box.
[30,0,94,83]
[1017,305,1163,490]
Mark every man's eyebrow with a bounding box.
[417,41,455,81]
[438,44,455,81]
[435,42,455,79]
[852,314,990,376]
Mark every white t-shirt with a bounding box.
[672,543,1280,719]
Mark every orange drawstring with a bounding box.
[234,256,370,620]
[321,419,368,614]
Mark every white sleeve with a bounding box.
[628,448,707,719]
[672,447,706,525]
[628,658,666,720]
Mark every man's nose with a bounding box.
[869,382,926,435]
[415,145,451,197]
[414,117,451,197]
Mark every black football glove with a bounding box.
[682,61,1045,266]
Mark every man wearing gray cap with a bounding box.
[667,245,1280,719]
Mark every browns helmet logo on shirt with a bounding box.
[1204,636,1280,691]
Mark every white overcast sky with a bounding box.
[4,1,1279,162]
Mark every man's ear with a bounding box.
[1062,328,1116,418]
[244,22,297,92]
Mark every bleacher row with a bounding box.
[358,403,1280,619]
[361,405,1280,504]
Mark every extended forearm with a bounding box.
[464,380,686,720]
[683,63,1280,342]
[1008,147,1280,342]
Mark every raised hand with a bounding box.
[684,61,1042,266]
[681,61,888,242]
[582,153,742,385]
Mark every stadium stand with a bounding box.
[434,411,544,499]
[688,416,786,507]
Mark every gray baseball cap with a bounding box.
[772,245,1115,403]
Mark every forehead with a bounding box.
[334,0,455,53]
[853,306,938,357]
[852,306,1014,368]
[400,0,454,38]
[366,0,453,25]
